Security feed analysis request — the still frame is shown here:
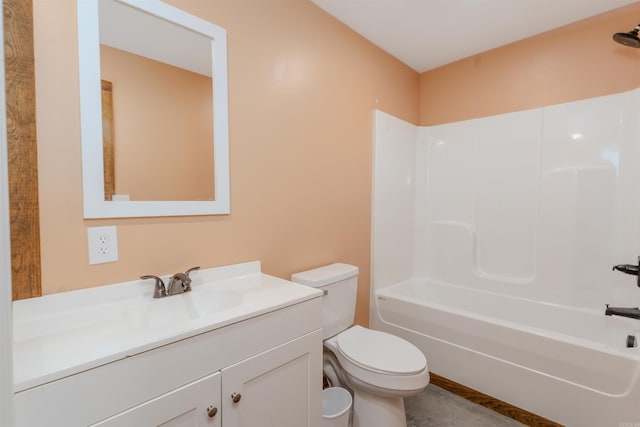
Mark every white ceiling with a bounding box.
[311,0,639,72]
[99,0,213,76]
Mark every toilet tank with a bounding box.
[291,263,359,339]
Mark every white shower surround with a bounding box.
[370,89,640,426]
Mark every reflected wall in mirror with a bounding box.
[78,0,229,218]
[99,49,215,201]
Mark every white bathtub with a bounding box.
[371,279,640,427]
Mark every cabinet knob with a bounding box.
[231,392,242,403]
[206,405,218,417]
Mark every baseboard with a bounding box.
[429,373,564,427]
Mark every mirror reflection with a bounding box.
[99,0,214,202]
[78,0,230,218]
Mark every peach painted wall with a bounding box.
[420,2,640,126]
[100,45,215,201]
[33,0,418,327]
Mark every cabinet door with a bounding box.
[222,330,322,427]
[90,372,221,427]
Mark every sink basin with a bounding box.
[187,286,244,317]
[123,288,243,328]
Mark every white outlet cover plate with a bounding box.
[87,226,118,264]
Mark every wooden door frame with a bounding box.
[4,0,41,300]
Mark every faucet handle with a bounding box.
[141,275,167,298]
[613,256,640,287]
[185,266,200,277]
[183,267,200,291]
[612,264,639,275]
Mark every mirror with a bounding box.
[77,0,229,218]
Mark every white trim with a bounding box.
[78,0,230,218]
[0,0,15,422]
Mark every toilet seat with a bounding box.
[324,326,429,395]
[336,325,426,375]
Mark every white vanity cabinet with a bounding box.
[221,331,320,426]
[13,264,323,427]
[88,330,321,427]
[91,372,222,427]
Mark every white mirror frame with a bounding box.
[77,0,230,218]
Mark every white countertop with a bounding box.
[13,261,321,392]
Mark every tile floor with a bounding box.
[405,385,526,427]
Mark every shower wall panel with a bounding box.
[373,88,640,310]
[371,111,417,291]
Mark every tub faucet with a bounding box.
[605,304,640,320]
[141,266,200,298]
[612,256,640,287]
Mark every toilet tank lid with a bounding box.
[291,263,359,288]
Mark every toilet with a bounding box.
[292,263,429,427]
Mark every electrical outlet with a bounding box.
[87,226,118,265]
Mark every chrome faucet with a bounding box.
[606,256,640,320]
[141,266,200,298]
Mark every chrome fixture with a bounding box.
[140,274,167,298]
[612,256,640,287]
[605,304,640,320]
[141,266,200,298]
[607,256,640,320]
[613,24,640,48]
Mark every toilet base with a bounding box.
[352,388,407,427]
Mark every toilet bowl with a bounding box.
[291,264,429,427]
